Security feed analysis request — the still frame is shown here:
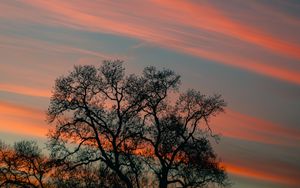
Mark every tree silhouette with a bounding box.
[47,61,148,188]
[134,69,227,188]
[51,162,126,188]
[0,140,127,188]
[0,140,52,188]
[46,60,228,188]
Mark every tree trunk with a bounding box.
[159,173,168,188]
[159,180,168,188]
[115,168,133,188]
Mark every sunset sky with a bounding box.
[1,1,300,187]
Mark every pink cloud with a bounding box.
[211,109,300,146]
[14,0,299,85]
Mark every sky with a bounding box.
[0,0,300,187]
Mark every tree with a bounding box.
[0,140,126,188]
[133,68,227,188]
[51,162,126,188]
[47,60,228,188]
[47,61,147,188]
[0,140,52,188]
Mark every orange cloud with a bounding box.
[153,0,300,59]
[0,101,48,137]
[0,119,47,138]
[224,162,300,186]
[0,101,44,119]
[0,83,51,98]
[211,109,300,146]
[19,0,300,85]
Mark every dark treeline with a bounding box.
[0,60,229,188]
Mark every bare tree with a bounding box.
[51,162,126,188]
[138,68,228,188]
[0,140,52,188]
[47,60,229,188]
[47,60,148,188]
[0,139,136,188]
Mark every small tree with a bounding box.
[47,60,228,188]
[0,140,52,188]
[0,139,131,188]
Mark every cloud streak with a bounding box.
[0,83,51,98]
[225,162,300,187]
[0,101,47,137]
[152,0,300,59]
[212,109,300,146]
[11,0,298,85]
